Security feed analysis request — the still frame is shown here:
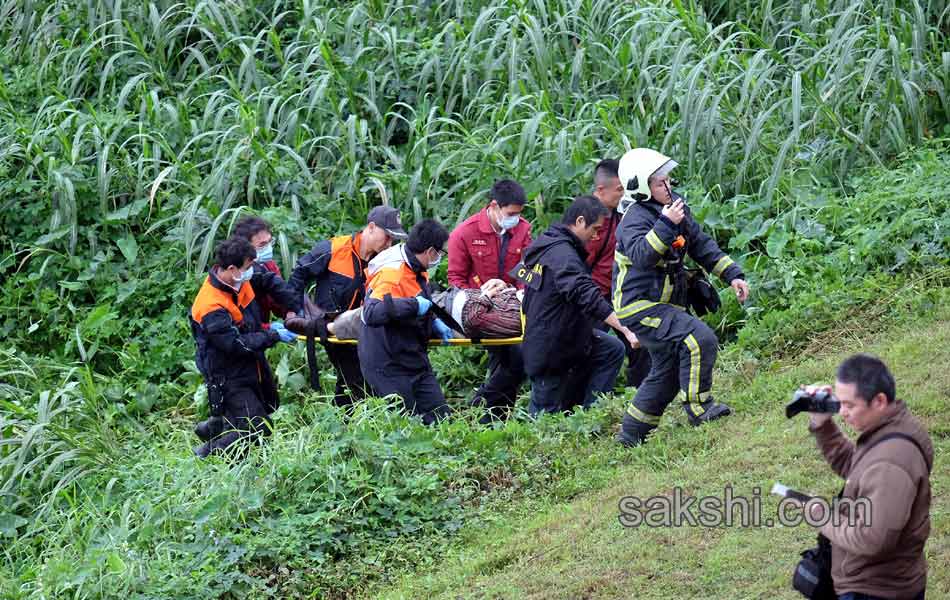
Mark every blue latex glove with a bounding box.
[270,322,297,343]
[416,296,432,316]
[432,318,454,345]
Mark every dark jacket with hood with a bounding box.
[521,224,614,377]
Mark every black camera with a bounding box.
[785,389,840,418]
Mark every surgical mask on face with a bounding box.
[499,213,519,231]
[256,242,274,263]
[428,251,443,272]
[235,265,254,283]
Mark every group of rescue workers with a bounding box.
[187,146,938,600]
[189,148,750,457]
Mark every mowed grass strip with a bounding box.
[377,303,950,600]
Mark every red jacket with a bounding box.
[585,209,621,297]
[257,260,288,325]
[448,208,532,289]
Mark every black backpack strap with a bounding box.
[306,333,320,390]
[864,432,932,474]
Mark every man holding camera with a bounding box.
[803,354,933,600]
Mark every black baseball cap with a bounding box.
[367,206,408,240]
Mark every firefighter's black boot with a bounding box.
[193,441,212,459]
[194,416,225,442]
[683,397,732,427]
[616,413,657,447]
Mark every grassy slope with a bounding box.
[376,297,950,600]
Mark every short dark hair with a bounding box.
[561,195,609,226]
[490,179,526,208]
[214,237,256,270]
[836,354,896,404]
[233,216,271,241]
[594,159,619,184]
[407,219,449,254]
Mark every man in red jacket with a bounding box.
[234,216,287,326]
[584,159,651,388]
[447,180,531,422]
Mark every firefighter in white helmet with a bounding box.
[612,148,750,446]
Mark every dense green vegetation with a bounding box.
[0,0,948,598]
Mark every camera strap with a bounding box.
[861,432,932,474]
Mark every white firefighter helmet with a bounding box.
[617,148,678,214]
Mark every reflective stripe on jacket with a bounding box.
[612,194,743,321]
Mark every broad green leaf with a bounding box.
[766,230,790,258]
[0,514,27,537]
[117,236,138,264]
[106,552,126,573]
[105,198,148,222]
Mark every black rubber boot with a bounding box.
[194,416,225,442]
[683,397,732,427]
[194,441,212,459]
[616,413,657,447]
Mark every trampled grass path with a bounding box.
[377,306,949,600]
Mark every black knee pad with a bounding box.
[194,416,226,441]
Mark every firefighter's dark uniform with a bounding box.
[358,245,450,425]
[613,193,744,439]
[190,268,300,455]
[290,233,369,405]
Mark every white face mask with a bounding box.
[428,250,443,271]
[235,265,254,283]
[499,213,520,231]
[256,242,274,263]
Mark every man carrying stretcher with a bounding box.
[357,219,455,425]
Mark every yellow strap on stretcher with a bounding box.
[296,335,523,346]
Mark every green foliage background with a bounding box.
[0,0,948,598]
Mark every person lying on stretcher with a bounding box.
[289,278,523,341]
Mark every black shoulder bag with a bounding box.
[685,268,721,316]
